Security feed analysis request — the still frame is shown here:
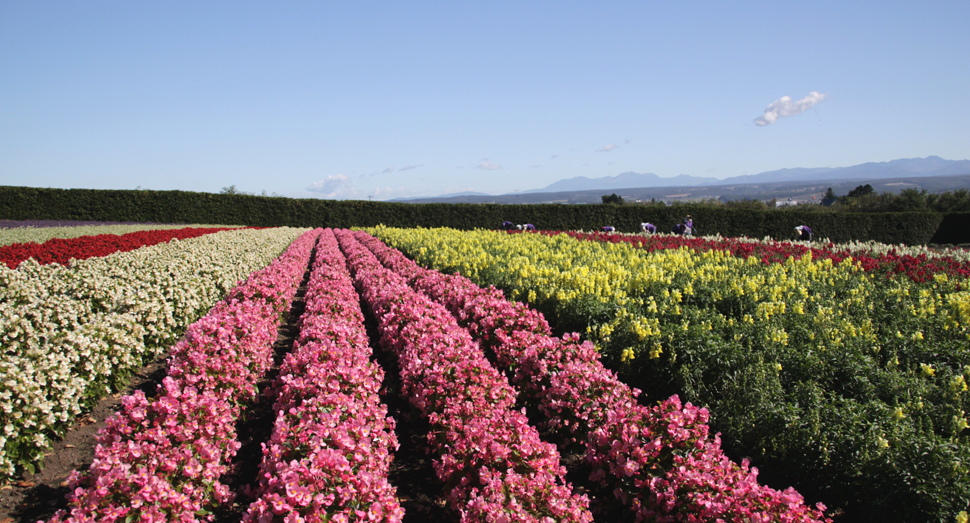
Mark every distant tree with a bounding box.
[846,184,874,198]
[891,188,930,212]
[602,193,625,205]
[927,189,970,212]
[823,187,836,200]
[220,185,254,195]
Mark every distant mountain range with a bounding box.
[525,156,970,193]
[394,156,970,204]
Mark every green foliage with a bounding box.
[219,184,254,195]
[928,189,970,213]
[577,254,970,522]
[846,184,875,199]
[0,185,966,244]
[601,193,625,205]
[931,212,970,245]
[825,187,970,215]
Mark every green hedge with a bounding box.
[930,212,970,245]
[0,186,960,245]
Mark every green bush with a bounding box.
[0,185,958,245]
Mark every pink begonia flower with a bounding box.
[336,229,591,523]
[241,230,402,523]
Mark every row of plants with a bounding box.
[552,230,970,283]
[0,227,308,480]
[0,222,236,247]
[355,229,830,522]
[3,185,965,244]
[370,226,970,523]
[0,226,245,269]
[335,229,594,522]
[44,228,321,522]
[244,228,403,522]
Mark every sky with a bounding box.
[2,1,968,201]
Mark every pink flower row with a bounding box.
[355,230,832,523]
[242,229,403,523]
[334,229,593,523]
[44,229,322,523]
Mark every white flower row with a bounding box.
[0,224,242,247]
[0,227,308,478]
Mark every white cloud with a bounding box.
[477,159,501,170]
[596,144,617,152]
[754,91,828,126]
[306,174,356,198]
[370,186,417,200]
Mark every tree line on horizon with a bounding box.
[602,186,970,213]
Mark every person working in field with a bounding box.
[683,215,694,236]
[795,225,813,241]
[640,222,656,234]
[501,220,514,230]
[601,226,615,233]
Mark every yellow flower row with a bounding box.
[372,227,968,358]
[369,226,970,521]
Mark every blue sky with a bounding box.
[2,1,968,200]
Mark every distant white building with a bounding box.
[775,198,821,207]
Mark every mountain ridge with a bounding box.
[530,156,970,193]
[391,156,970,202]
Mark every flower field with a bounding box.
[353,229,828,523]
[337,229,594,522]
[47,228,321,521]
[547,230,970,283]
[0,222,244,247]
[242,229,402,523]
[0,227,250,269]
[4,223,967,522]
[1,227,307,479]
[371,226,970,523]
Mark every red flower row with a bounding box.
[357,231,831,523]
[529,230,970,283]
[0,227,252,269]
